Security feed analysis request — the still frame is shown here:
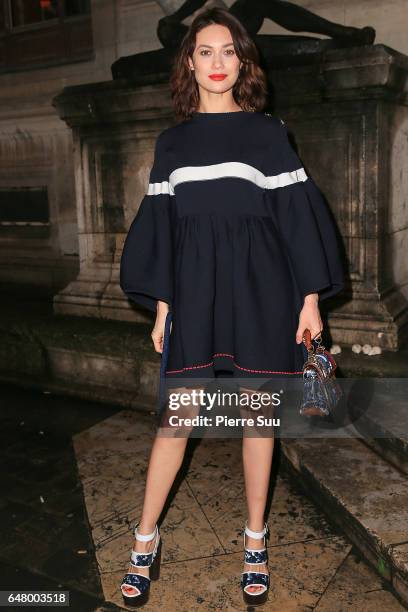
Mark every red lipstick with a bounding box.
[209,74,227,81]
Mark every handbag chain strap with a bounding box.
[303,329,326,355]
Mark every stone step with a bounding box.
[335,345,408,378]
[0,295,407,414]
[350,385,408,474]
[0,296,161,409]
[281,436,408,607]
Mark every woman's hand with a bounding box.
[151,300,170,354]
[296,293,323,344]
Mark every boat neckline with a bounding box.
[191,110,257,119]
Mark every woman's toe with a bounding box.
[123,585,140,596]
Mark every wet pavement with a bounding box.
[0,383,120,611]
[0,383,405,611]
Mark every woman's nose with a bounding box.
[212,54,224,69]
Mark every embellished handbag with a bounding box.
[299,328,343,419]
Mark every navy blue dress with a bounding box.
[120,111,344,385]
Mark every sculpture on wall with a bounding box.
[156,0,375,50]
[111,0,375,80]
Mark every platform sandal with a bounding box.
[240,520,270,606]
[120,521,162,608]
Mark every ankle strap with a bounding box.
[134,522,158,542]
[244,520,268,539]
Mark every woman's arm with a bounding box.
[296,292,323,344]
[151,300,170,354]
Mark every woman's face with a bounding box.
[188,24,242,95]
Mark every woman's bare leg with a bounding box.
[240,385,274,595]
[122,385,203,596]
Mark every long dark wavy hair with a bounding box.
[170,7,269,122]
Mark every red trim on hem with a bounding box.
[166,352,302,375]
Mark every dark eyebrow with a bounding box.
[196,43,235,49]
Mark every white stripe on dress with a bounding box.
[264,167,308,189]
[147,181,172,195]
[147,162,308,196]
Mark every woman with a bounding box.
[119,7,344,607]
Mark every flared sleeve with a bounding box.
[266,119,345,302]
[120,132,173,312]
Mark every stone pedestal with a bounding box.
[52,80,176,323]
[269,44,408,350]
[52,44,408,349]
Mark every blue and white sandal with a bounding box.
[240,520,270,606]
[120,522,162,608]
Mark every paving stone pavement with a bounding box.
[0,383,404,611]
[74,408,406,611]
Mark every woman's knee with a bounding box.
[159,386,205,436]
